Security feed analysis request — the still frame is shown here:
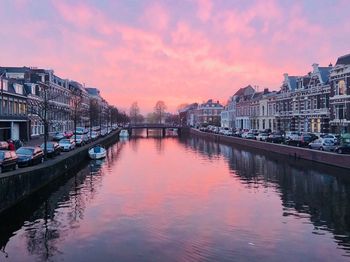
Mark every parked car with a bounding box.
[246,133,256,139]
[16,146,44,167]
[308,138,336,151]
[52,132,65,141]
[40,142,61,157]
[101,129,108,137]
[64,131,74,138]
[256,133,269,141]
[241,132,249,138]
[335,133,350,154]
[285,131,301,141]
[335,144,350,154]
[286,133,318,147]
[59,139,76,151]
[74,127,88,135]
[0,150,18,173]
[83,133,91,144]
[73,135,85,147]
[266,132,284,143]
[0,141,9,150]
[321,134,339,144]
[91,131,100,140]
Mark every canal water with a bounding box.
[1,131,350,261]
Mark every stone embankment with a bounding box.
[190,128,350,169]
[0,130,120,214]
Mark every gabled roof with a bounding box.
[335,54,350,65]
[318,67,332,83]
[233,85,255,97]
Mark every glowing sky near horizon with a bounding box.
[0,0,349,113]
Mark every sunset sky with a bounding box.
[0,0,349,113]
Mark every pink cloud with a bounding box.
[0,0,349,112]
[195,0,213,22]
[140,3,170,32]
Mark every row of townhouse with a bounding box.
[0,66,110,141]
[218,53,350,134]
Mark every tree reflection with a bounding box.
[0,142,124,261]
[182,136,350,255]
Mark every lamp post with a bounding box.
[0,70,6,116]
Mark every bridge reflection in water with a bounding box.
[0,135,349,261]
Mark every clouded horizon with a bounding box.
[1,0,349,113]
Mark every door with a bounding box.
[11,123,20,140]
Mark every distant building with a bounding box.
[257,89,277,131]
[235,85,255,129]
[195,99,223,126]
[179,103,198,126]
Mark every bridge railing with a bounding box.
[128,123,183,128]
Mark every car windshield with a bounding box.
[60,140,70,144]
[16,148,34,155]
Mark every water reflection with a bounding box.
[0,135,349,261]
[0,142,124,261]
[182,135,350,256]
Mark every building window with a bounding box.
[337,80,346,95]
[335,105,345,120]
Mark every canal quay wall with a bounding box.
[190,128,350,170]
[0,130,120,214]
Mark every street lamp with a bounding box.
[0,70,6,115]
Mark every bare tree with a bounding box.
[27,82,62,160]
[70,87,84,143]
[177,103,189,111]
[154,100,167,124]
[110,106,119,126]
[89,99,99,138]
[129,102,140,124]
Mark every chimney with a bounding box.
[312,63,319,72]
[283,73,289,81]
[264,88,269,94]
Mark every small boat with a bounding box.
[119,129,129,138]
[88,145,106,160]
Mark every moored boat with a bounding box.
[88,145,106,160]
[119,129,129,138]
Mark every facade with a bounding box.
[257,89,277,131]
[221,95,237,128]
[195,99,223,126]
[329,54,350,133]
[179,103,198,126]
[276,64,331,133]
[69,81,90,128]
[220,105,230,128]
[0,77,29,141]
[235,85,255,129]
[0,67,111,141]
